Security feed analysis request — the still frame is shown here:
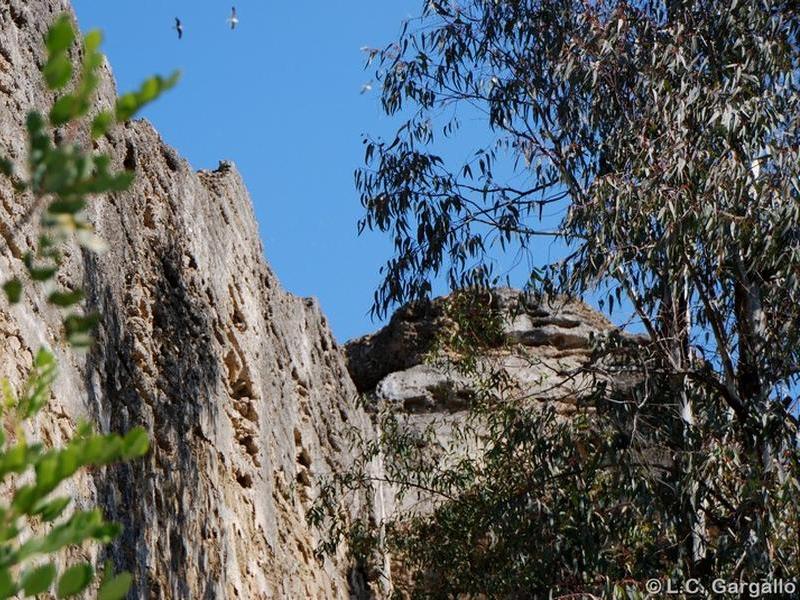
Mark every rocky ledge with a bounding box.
[346,288,616,417]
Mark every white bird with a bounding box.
[174,17,183,39]
[228,6,239,30]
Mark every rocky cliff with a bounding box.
[0,2,386,598]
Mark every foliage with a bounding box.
[0,14,176,598]
[313,0,800,597]
[426,289,506,370]
[0,351,149,599]
[314,314,800,598]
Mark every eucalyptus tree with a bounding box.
[342,0,800,595]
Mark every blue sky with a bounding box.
[69,2,635,342]
[67,3,794,407]
[71,1,425,342]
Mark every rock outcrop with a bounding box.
[346,288,616,417]
[0,2,385,598]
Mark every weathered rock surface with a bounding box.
[0,2,386,598]
[347,288,616,417]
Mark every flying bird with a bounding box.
[360,81,373,95]
[174,17,183,39]
[228,6,239,30]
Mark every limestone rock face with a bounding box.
[0,2,385,598]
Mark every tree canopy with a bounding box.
[322,1,800,596]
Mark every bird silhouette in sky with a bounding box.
[174,17,183,39]
[228,7,239,30]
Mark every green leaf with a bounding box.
[48,198,86,215]
[89,521,122,545]
[57,563,93,598]
[115,71,180,121]
[26,111,46,135]
[48,289,84,307]
[0,156,13,177]
[33,496,72,522]
[98,572,132,600]
[44,54,73,90]
[35,453,62,494]
[21,563,56,596]
[121,427,149,459]
[28,265,58,282]
[17,348,57,418]
[12,485,40,515]
[114,94,139,123]
[64,313,99,335]
[0,378,12,406]
[91,111,114,139]
[33,350,56,379]
[0,523,20,545]
[82,435,122,465]
[46,16,75,55]
[83,30,103,53]
[88,171,134,194]
[0,568,16,599]
[64,313,100,348]
[49,95,77,126]
[0,443,31,477]
[49,95,88,127]
[57,446,80,480]
[3,279,22,303]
